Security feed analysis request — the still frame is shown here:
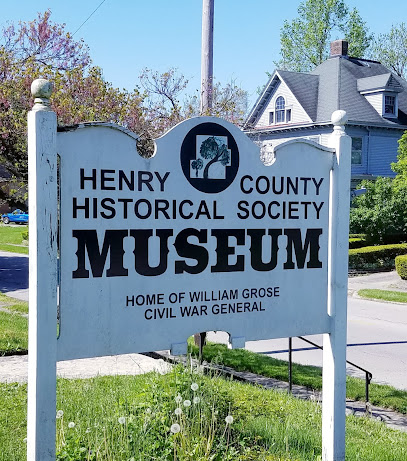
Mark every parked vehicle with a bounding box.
[2,209,29,224]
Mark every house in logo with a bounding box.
[190,135,231,180]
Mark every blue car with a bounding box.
[2,209,29,224]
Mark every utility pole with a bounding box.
[200,0,214,114]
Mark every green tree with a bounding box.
[371,23,407,79]
[350,133,407,242]
[276,0,372,72]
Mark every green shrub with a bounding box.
[395,255,407,280]
[349,243,407,270]
[21,229,28,241]
[349,234,367,239]
[349,237,366,249]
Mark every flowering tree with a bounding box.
[0,11,248,207]
[0,11,145,207]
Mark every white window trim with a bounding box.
[351,137,363,166]
[382,92,398,118]
[270,96,293,125]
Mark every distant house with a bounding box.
[244,40,407,187]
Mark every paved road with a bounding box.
[0,250,28,300]
[209,273,407,390]
[240,295,407,390]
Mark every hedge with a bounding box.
[349,243,407,270]
[395,255,407,280]
[349,237,367,249]
[349,234,367,240]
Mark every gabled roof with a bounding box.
[244,70,318,128]
[278,71,319,120]
[357,73,403,93]
[245,55,407,130]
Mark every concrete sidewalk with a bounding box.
[0,353,170,384]
[348,270,407,296]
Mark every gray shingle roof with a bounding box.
[246,56,407,129]
[277,71,319,121]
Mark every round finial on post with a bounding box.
[31,79,53,111]
[331,110,348,133]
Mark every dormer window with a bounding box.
[384,95,396,115]
[357,74,401,119]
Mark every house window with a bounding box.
[286,109,291,122]
[269,111,274,125]
[384,95,396,115]
[351,137,363,165]
[275,96,285,123]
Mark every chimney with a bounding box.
[330,40,348,57]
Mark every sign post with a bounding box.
[322,111,351,461]
[27,80,58,460]
[27,79,350,461]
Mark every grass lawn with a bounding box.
[0,293,28,355]
[191,343,407,415]
[0,310,28,355]
[0,224,28,254]
[1,367,407,460]
[0,292,28,314]
[358,289,407,303]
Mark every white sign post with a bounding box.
[27,80,350,461]
[27,80,58,460]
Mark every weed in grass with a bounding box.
[54,363,249,460]
[1,367,407,460]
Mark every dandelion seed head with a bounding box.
[175,394,182,404]
[183,399,191,407]
[191,383,199,391]
[193,396,200,404]
[170,423,181,434]
[118,416,126,425]
[85,428,91,433]
[225,415,234,424]
[68,421,75,429]
[174,407,182,415]
[145,408,152,414]
[56,410,64,419]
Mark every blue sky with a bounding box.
[2,0,407,107]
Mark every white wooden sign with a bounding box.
[27,80,351,461]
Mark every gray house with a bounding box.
[244,40,407,187]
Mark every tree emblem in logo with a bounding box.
[191,136,231,180]
[181,123,239,194]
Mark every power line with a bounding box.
[72,0,108,36]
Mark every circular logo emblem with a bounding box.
[180,122,239,193]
